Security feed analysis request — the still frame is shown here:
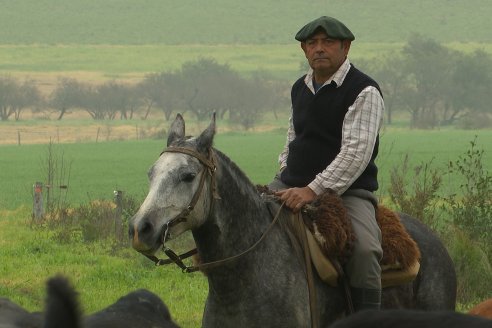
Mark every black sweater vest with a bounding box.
[281,65,381,192]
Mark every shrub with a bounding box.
[387,149,492,304]
[388,154,443,230]
[456,112,492,129]
[443,137,492,246]
[441,226,492,304]
[42,194,141,248]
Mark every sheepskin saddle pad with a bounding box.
[301,189,421,287]
[257,186,420,287]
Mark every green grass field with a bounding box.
[0,207,207,327]
[1,128,492,210]
[2,42,491,83]
[1,0,491,45]
[1,0,491,83]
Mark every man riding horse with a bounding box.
[269,16,385,311]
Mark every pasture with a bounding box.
[1,124,492,210]
[0,0,490,45]
[2,42,491,89]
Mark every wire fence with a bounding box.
[0,124,166,145]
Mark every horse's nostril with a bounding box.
[140,221,153,235]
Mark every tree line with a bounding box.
[1,35,491,129]
[360,34,492,129]
[0,58,290,130]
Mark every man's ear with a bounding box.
[300,42,307,56]
[342,40,351,55]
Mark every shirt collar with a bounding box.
[304,58,351,93]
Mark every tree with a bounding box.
[227,73,272,129]
[50,78,89,120]
[0,76,42,121]
[358,54,411,125]
[80,81,140,120]
[138,71,184,121]
[178,58,287,128]
[400,34,456,128]
[365,35,492,129]
[81,84,112,120]
[0,76,20,121]
[447,50,492,125]
[246,71,290,121]
[180,58,237,121]
[118,84,142,120]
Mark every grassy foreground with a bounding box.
[0,207,206,327]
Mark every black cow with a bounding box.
[329,309,492,328]
[0,297,42,328]
[42,275,179,328]
[84,289,180,328]
[43,275,81,328]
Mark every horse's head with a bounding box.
[129,113,217,256]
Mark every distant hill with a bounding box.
[1,0,490,45]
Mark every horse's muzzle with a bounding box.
[129,220,158,254]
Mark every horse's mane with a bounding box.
[213,147,257,191]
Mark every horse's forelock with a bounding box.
[166,136,201,151]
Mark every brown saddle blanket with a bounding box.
[301,189,421,271]
[257,185,421,271]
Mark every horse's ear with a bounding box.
[197,112,216,153]
[167,113,185,146]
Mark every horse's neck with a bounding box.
[195,157,272,258]
[192,153,291,285]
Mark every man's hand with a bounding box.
[275,186,316,213]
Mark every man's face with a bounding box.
[301,31,351,82]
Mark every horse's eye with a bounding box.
[181,172,196,183]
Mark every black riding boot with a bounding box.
[350,287,381,312]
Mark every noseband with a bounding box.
[140,146,219,271]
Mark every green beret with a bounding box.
[295,16,355,42]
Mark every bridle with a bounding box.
[139,145,285,274]
[140,146,218,271]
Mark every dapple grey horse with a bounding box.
[129,114,456,327]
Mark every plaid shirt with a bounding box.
[278,58,384,195]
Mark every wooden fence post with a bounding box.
[114,190,123,239]
[33,182,44,220]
